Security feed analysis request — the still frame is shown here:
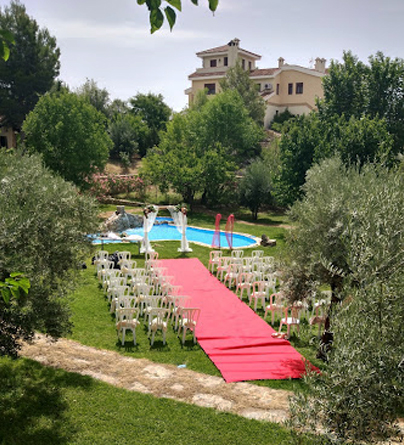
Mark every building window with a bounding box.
[210,59,217,68]
[276,83,280,95]
[204,83,216,95]
[296,82,304,94]
[248,61,252,71]
[224,56,228,66]
[288,83,293,95]
[242,59,245,70]
[255,83,261,92]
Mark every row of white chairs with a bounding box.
[95,250,200,346]
[207,250,330,339]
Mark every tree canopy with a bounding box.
[320,50,404,154]
[23,91,112,187]
[141,90,263,206]
[277,110,393,205]
[0,28,14,61]
[219,61,266,126]
[76,78,111,118]
[0,150,99,356]
[108,112,149,160]
[272,50,404,206]
[239,159,272,220]
[196,89,264,163]
[129,92,171,156]
[142,89,263,206]
[0,1,60,130]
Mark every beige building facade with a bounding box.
[0,124,16,149]
[186,38,327,128]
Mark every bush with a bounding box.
[85,172,145,201]
[270,108,295,131]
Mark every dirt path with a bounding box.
[21,334,290,423]
[20,335,404,442]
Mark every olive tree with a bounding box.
[287,157,404,443]
[0,150,99,357]
[239,159,272,220]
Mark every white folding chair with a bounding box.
[279,304,302,339]
[148,307,170,346]
[264,292,285,325]
[116,308,140,345]
[208,250,222,273]
[236,272,254,300]
[223,263,241,288]
[249,281,268,311]
[177,307,200,345]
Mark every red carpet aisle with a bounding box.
[160,258,315,382]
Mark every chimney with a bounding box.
[278,57,285,68]
[228,38,240,67]
[228,38,240,47]
[315,57,326,73]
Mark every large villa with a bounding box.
[185,38,327,128]
[0,38,328,149]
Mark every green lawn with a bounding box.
[69,210,323,393]
[0,209,324,444]
[0,356,317,445]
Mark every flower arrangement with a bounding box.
[145,204,157,213]
[173,203,187,214]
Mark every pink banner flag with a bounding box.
[211,213,222,248]
[225,214,234,250]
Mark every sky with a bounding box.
[2,0,404,111]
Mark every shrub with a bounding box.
[85,172,145,201]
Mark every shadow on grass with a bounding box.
[0,356,93,445]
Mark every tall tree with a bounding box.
[320,51,368,119]
[0,1,60,130]
[197,89,264,163]
[219,61,266,126]
[367,52,404,154]
[320,50,404,154]
[23,91,112,187]
[278,112,393,205]
[129,92,171,156]
[108,113,149,160]
[141,97,239,206]
[76,78,111,118]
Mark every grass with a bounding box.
[0,208,324,444]
[0,355,318,445]
[69,209,324,393]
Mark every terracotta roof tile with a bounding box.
[196,43,261,59]
[188,70,227,79]
[196,45,229,55]
[250,68,279,76]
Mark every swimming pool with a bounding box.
[92,222,258,248]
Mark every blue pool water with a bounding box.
[92,223,257,248]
